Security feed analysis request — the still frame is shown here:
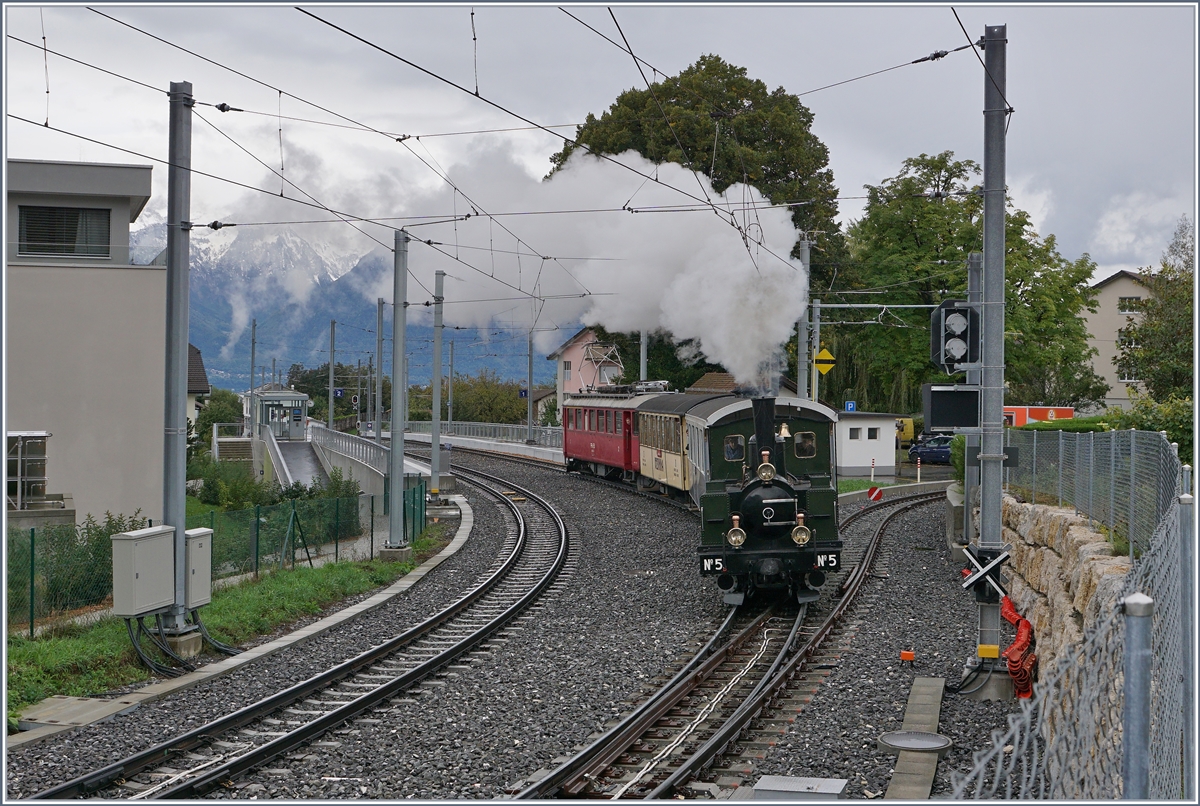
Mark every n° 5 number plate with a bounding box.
[815,553,840,569]
[702,557,725,573]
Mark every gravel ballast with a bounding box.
[9,452,1018,801]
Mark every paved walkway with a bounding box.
[8,494,472,749]
[278,440,329,487]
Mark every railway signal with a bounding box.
[814,348,836,375]
[930,299,980,374]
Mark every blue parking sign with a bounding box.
[845,401,857,412]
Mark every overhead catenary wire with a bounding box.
[84,7,591,302]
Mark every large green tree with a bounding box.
[548,54,846,290]
[820,151,1107,412]
[1115,215,1194,401]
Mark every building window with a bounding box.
[1118,296,1142,314]
[19,206,111,257]
[849,427,862,440]
[563,360,571,381]
[867,427,879,440]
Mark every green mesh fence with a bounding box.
[7,482,428,637]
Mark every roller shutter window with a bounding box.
[19,206,111,257]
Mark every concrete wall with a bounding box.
[970,495,1131,671]
[310,440,385,497]
[6,263,166,521]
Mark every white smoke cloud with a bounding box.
[380,144,810,385]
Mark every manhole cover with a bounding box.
[877,731,953,757]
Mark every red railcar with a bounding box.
[562,392,658,479]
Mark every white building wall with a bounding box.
[835,414,896,476]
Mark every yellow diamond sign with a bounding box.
[814,348,836,375]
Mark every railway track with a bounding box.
[29,467,568,801]
[514,491,942,799]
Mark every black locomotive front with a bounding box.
[699,396,843,605]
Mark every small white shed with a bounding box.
[836,411,899,476]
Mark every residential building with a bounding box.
[188,344,211,428]
[546,328,624,401]
[1085,270,1146,410]
[6,158,163,522]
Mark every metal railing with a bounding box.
[258,423,292,487]
[955,429,1190,799]
[211,422,246,461]
[311,424,387,476]
[405,420,563,448]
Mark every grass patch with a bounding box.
[838,478,896,494]
[186,494,227,520]
[7,523,453,732]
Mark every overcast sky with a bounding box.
[5,3,1196,368]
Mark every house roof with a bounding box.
[546,327,596,360]
[531,388,556,404]
[1091,269,1146,290]
[188,344,211,396]
[7,158,153,221]
[685,372,799,395]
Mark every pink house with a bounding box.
[546,328,624,403]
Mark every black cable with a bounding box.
[951,7,1014,124]
[86,7,594,300]
[9,33,170,97]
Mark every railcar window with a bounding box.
[794,432,817,459]
[723,435,745,461]
[868,427,879,440]
[616,413,623,434]
[607,411,612,433]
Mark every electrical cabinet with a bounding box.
[185,528,212,609]
[111,525,175,617]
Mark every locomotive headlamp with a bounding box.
[757,450,776,482]
[727,514,746,548]
[792,513,811,546]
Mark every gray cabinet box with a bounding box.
[185,528,212,609]
[111,525,175,617]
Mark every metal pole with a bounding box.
[29,528,35,639]
[1129,430,1136,558]
[448,339,455,428]
[1180,489,1195,801]
[976,23,1007,665]
[271,357,276,391]
[388,231,410,544]
[249,319,256,437]
[1122,592,1154,799]
[640,330,648,382]
[1032,429,1037,505]
[163,80,194,633]
[526,329,535,443]
[1058,429,1064,506]
[356,358,361,426]
[797,238,810,399]
[328,320,336,430]
[376,298,384,445]
[965,252,982,545]
[253,504,260,578]
[430,271,447,497]
[811,299,821,404]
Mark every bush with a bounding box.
[1105,394,1193,464]
[950,434,966,483]
[1016,414,1115,433]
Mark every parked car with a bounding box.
[909,434,952,464]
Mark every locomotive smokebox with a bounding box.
[752,396,777,468]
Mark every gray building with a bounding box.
[6,158,164,522]
[1085,269,1146,411]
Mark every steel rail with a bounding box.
[514,605,775,799]
[155,468,567,798]
[29,470,565,801]
[644,494,940,798]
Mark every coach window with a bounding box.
[607,411,613,433]
[849,427,862,440]
[794,432,817,459]
[723,435,745,461]
[868,427,879,440]
[615,413,623,434]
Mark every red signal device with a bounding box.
[867,487,883,501]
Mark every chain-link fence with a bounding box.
[6,482,427,637]
[954,429,1189,798]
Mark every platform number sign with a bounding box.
[519,389,528,399]
[334,388,345,398]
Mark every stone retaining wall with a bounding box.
[975,495,1130,671]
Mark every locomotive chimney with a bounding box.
[751,396,776,469]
